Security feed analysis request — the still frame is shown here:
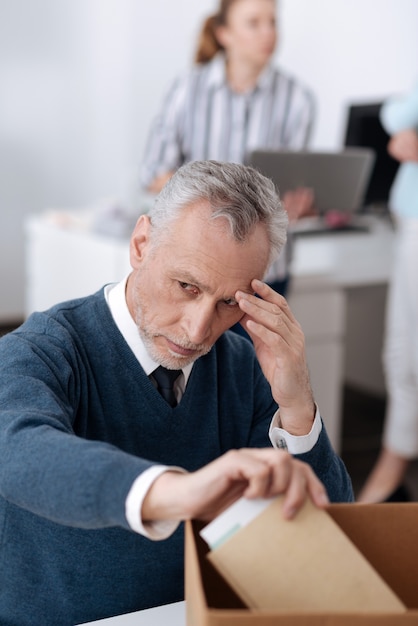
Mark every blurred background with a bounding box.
[1,0,417,321]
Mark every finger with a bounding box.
[239,450,327,517]
[245,318,291,352]
[281,462,329,520]
[252,280,299,325]
[246,318,306,370]
[264,450,293,496]
[236,280,289,312]
[236,285,286,313]
[227,449,286,500]
[238,281,300,333]
[198,481,249,521]
[236,291,295,341]
[184,460,250,520]
[239,448,293,499]
[306,472,330,509]
[241,459,274,499]
[280,463,309,519]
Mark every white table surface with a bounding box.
[289,214,394,289]
[80,601,185,625]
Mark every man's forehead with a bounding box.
[155,202,270,287]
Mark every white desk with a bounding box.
[80,601,185,625]
[24,213,395,452]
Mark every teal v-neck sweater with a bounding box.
[0,289,352,625]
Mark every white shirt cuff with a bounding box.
[125,465,186,540]
[269,404,322,454]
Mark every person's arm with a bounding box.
[380,83,418,135]
[0,326,152,531]
[236,280,353,503]
[140,75,187,192]
[282,187,316,222]
[142,448,329,524]
[237,280,315,436]
[280,83,317,219]
[387,128,418,163]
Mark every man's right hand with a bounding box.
[141,448,329,524]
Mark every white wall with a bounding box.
[1,0,417,320]
[280,0,418,148]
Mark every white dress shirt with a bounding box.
[105,277,321,539]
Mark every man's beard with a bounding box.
[138,322,212,369]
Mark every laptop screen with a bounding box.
[249,149,375,216]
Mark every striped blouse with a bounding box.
[140,53,315,189]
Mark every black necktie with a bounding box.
[153,366,181,407]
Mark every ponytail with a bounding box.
[194,14,223,64]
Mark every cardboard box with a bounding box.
[185,503,418,625]
[204,497,405,613]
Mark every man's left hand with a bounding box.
[236,279,315,435]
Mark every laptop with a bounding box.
[249,148,375,235]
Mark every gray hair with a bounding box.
[149,160,287,265]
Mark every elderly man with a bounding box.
[0,161,352,625]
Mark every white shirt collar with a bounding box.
[104,276,193,386]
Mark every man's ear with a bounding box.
[129,214,151,269]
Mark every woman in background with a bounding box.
[358,82,418,503]
[140,0,315,296]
